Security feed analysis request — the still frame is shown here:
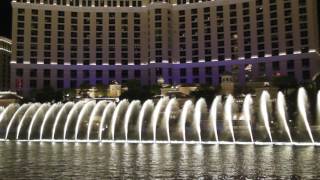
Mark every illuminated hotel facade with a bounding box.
[0,37,12,91]
[11,0,320,93]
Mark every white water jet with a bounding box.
[138,100,154,141]
[0,104,19,125]
[0,105,19,139]
[243,94,254,142]
[179,100,193,141]
[110,100,129,141]
[277,92,293,143]
[297,88,314,143]
[260,91,273,142]
[0,107,4,115]
[40,103,63,140]
[99,102,116,141]
[163,98,178,142]
[5,104,31,139]
[16,103,41,139]
[194,98,207,142]
[317,91,320,125]
[87,101,107,140]
[75,101,96,140]
[27,104,50,140]
[124,100,141,141]
[63,101,87,140]
[2,88,320,144]
[224,95,235,142]
[151,97,169,142]
[51,102,74,140]
[0,104,9,123]
[209,96,222,142]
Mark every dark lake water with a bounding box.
[0,142,319,179]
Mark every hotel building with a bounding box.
[0,37,12,91]
[11,0,320,94]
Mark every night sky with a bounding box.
[0,0,12,38]
[0,0,319,39]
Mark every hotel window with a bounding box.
[272,61,280,71]
[205,67,212,75]
[16,57,23,64]
[299,2,308,50]
[57,80,64,89]
[299,0,306,5]
[180,69,186,77]
[109,70,115,78]
[83,70,90,78]
[204,7,211,61]
[43,69,50,78]
[30,69,37,77]
[134,70,141,78]
[287,60,294,70]
[302,58,309,68]
[302,71,310,80]
[193,78,199,83]
[271,42,279,49]
[301,39,308,46]
[42,58,50,64]
[71,70,77,78]
[17,15,24,22]
[216,6,225,61]
[70,0,79,6]
[70,81,77,88]
[218,66,225,74]
[192,68,199,76]
[205,77,212,84]
[95,60,102,65]
[30,58,37,64]
[154,9,163,63]
[268,3,279,56]
[107,60,114,65]
[229,4,236,10]
[122,59,128,65]
[96,81,102,85]
[96,70,103,78]
[17,23,24,29]
[30,80,37,89]
[83,60,90,65]
[18,9,25,14]
[180,79,186,84]
[16,69,24,77]
[230,5,238,60]
[287,72,295,79]
[57,70,64,78]
[299,15,307,22]
[258,63,266,73]
[56,59,63,65]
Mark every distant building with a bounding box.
[10,0,320,94]
[68,81,122,101]
[158,84,195,105]
[246,77,278,98]
[161,84,198,96]
[220,72,235,95]
[0,37,11,91]
[107,81,122,98]
[0,92,23,107]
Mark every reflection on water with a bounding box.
[0,142,319,179]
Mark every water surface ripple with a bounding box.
[0,142,319,179]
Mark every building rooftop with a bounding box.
[0,36,12,53]
[0,92,23,100]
